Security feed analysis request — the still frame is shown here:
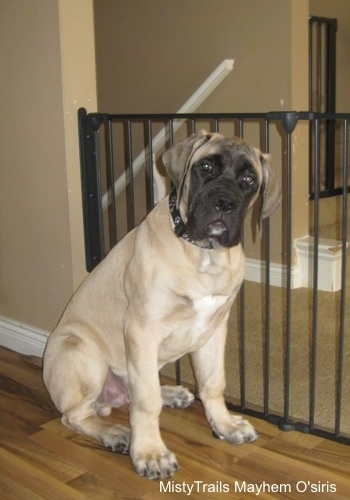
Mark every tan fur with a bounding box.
[43,131,280,480]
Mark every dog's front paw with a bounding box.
[102,425,131,455]
[131,447,179,480]
[211,415,257,445]
[161,385,195,409]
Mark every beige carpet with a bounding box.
[162,195,350,437]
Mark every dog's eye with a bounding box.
[242,175,254,186]
[201,163,213,173]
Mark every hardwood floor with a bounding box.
[0,346,349,499]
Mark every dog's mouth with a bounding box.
[205,221,227,237]
[188,209,243,248]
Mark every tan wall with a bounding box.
[94,0,292,114]
[0,0,72,330]
[0,0,96,331]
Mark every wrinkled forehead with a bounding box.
[190,135,261,170]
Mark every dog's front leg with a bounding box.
[125,330,178,480]
[191,321,257,445]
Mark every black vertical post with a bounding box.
[78,108,105,272]
[325,19,337,193]
[309,17,338,195]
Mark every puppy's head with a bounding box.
[163,130,281,248]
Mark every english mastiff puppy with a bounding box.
[43,130,281,480]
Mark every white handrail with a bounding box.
[102,59,234,208]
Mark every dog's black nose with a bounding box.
[215,195,236,214]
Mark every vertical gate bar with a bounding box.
[316,22,322,112]
[168,119,174,147]
[93,129,105,261]
[239,117,245,409]
[309,118,321,430]
[175,361,181,386]
[107,120,117,247]
[325,20,337,192]
[146,119,155,211]
[263,118,271,416]
[214,118,219,133]
[190,119,196,134]
[278,111,298,431]
[239,239,246,409]
[280,129,293,430]
[326,20,337,113]
[126,120,135,230]
[167,118,181,385]
[309,19,313,109]
[239,119,244,139]
[173,126,181,389]
[335,118,348,436]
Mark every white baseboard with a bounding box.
[245,257,303,288]
[295,236,349,292]
[0,315,49,357]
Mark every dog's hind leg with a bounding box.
[161,385,195,408]
[62,395,131,455]
[43,333,131,454]
[61,398,131,455]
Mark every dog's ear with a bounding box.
[259,153,281,227]
[162,130,210,188]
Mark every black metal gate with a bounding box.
[78,108,349,444]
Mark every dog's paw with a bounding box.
[161,385,195,409]
[211,415,257,445]
[102,425,131,455]
[132,447,179,480]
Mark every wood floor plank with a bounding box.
[0,434,86,483]
[30,425,157,497]
[264,432,350,477]
[0,475,44,500]
[0,447,86,499]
